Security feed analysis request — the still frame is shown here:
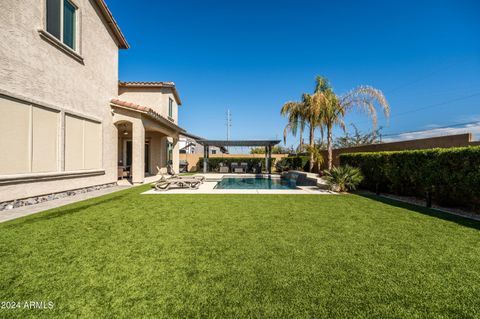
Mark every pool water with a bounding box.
[215,177,298,190]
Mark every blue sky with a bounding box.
[107,0,480,147]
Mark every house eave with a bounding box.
[94,0,129,49]
[110,100,186,133]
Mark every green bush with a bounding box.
[197,157,276,172]
[323,165,364,192]
[339,146,480,208]
[275,156,310,172]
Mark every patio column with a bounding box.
[203,145,209,173]
[172,136,180,174]
[131,119,145,184]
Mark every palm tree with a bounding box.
[282,86,327,172]
[280,99,306,153]
[316,76,390,170]
[305,145,324,174]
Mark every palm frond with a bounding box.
[340,85,390,129]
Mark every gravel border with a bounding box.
[357,191,480,222]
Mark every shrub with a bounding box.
[323,165,364,192]
[339,146,480,208]
[275,156,310,172]
[197,157,276,172]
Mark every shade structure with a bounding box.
[196,140,280,147]
[196,140,281,174]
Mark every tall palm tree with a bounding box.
[280,99,306,152]
[316,76,390,170]
[281,93,320,171]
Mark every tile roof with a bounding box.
[94,0,129,49]
[110,98,186,133]
[118,81,182,105]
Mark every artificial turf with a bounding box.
[1,185,480,318]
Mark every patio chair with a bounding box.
[240,162,248,173]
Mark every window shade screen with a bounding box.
[0,97,31,174]
[32,106,59,172]
[84,120,102,169]
[65,115,84,171]
[65,115,102,170]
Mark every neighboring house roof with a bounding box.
[94,0,129,49]
[180,142,196,151]
[118,81,182,105]
[110,98,186,133]
[179,133,229,154]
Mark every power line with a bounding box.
[383,57,473,97]
[389,92,480,119]
[382,120,480,138]
[349,91,480,129]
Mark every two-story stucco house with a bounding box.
[0,0,185,206]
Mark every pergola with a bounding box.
[196,140,281,174]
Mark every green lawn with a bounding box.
[1,186,480,318]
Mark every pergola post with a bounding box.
[268,145,272,174]
[265,146,268,174]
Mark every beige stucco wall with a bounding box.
[0,0,120,202]
[118,87,179,123]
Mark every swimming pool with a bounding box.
[215,177,298,190]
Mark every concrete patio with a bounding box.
[142,173,335,195]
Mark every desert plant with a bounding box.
[323,165,364,192]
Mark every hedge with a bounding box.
[197,157,276,172]
[339,146,480,208]
[275,156,310,172]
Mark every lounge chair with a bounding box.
[219,162,229,173]
[153,175,201,191]
[231,162,243,173]
[163,165,206,183]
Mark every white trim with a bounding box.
[38,29,84,63]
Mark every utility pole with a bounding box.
[226,109,232,153]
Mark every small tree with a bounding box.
[334,124,383,148]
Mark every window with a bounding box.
[211,149,217,155]
[168,98,173,118]
[0,96,60,175]
[46,0,77,50]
